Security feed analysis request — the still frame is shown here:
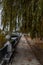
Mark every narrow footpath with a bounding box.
[12,35,41,65]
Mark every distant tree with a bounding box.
[2,0,43,39]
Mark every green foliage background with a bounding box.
[2,0,43,39]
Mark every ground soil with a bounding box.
[10,35,41,65]
[25,36,43,65]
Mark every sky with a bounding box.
[0,10,1,25]
[0,9,2,29]
[0,3,3,28]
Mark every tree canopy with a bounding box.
[2,0,43,39]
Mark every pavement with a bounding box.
[11,35,41,65]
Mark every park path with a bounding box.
[12,35,41,65]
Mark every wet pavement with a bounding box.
[11,35,41,65]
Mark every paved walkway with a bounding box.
[12,35,41,65]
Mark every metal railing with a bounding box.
[0,45,7,65]
[0,35,21,65]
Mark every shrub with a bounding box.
[0,34,7,48]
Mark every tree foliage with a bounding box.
[2,0,43,39]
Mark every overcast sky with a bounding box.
[0,10,1,24]
[0,9,2,29]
